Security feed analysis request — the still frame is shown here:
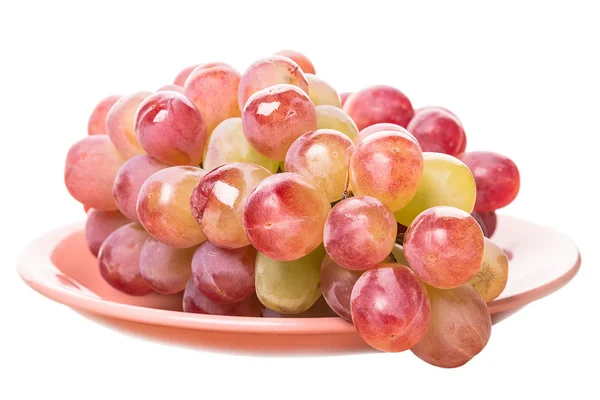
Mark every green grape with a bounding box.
[315,105,359,140]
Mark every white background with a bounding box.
[2,0,599,398]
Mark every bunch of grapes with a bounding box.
[67,50,520,368]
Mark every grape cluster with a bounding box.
[68,50,520,368]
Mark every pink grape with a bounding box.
[343,85,414,130]
[98,223,153,296]
[113,155,169,222]
[135,90,207,166]
[85,209,130,257]
[349,130,423,211]
[157,84,185,94]
[404,206,485,289]
[137,166,207,248]
[64,135,124,210]
[191,242,256,304]
[242,172,331,261]
[340,92,352,106]
[184,63,241,133]
[284,129,354,202]
[354,123,418,144]
[106,91,151,159]
[190,162,271,249]
[183,279,262,316]
[173,64,199,87]
[320,254,363,321]
[305,74,341,107]
[351,264,431,352]
[459,151,521,212]
[274,50,316,74]
[88,95,120,135]
[242,84,317,161]
[139,237,195,294]
[411,284,492,368]
[406,107,466,156]
[324,196,397,270]
[238,55,309,110]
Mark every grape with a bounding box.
[354,123,418,144]
[459,151,520,212]
[98,223,153,296]
[391,243,409,266]
[202,118,279,173]
[315,105,359,140]
[351,264,431,352]
[394,152,476,226]
[468,238,509,302]
[173,64,199,87]
[305,74,341,107]
[255,246,324,314]
[262,296,337,318]
[343,85,414,130]
[135,90,207,166]
[241,84,317,161]
[191,242,256,304]
[324,196,397,270]
[349,130,423,211]
[320,254,363,321]
[406,107,466,155]
[479,211,497,237]
[242,173,330,261]
[157,84,185,94]
[88,95,120,135]
[404,206,485,289]
[113,155,169,222]
[274,50,316,74]
[106,91,151,159]
[340,92,351,106]
[64,135,124,210]
[139,236,195,294]
[284,129,354,202]
[414,106,460,121]
[137,166,207,248]
[183,279,262,316]
[190,162,272,249]
[411,284,492,368]
[184,63,241,133]
[85,209,130,257]
[470,211,489,238]
[238,55,309,110]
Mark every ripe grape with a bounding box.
[351,264,431,352]
[98,223,153,296]
[85,209,130,257]
[173,64,199,87]
[191,242,256,304]
[255,246,324,314]
[469,238,509,302]
[274,50,316,74]
[241,84,317,161]
[88,95,120,135]
[320,254,363,321]
[202,118,278,173]
[354,123,417,144]
[183,279,262,316]
[238,55,309,110]
[324,196,397,270]
[184,63,241,133]
[157,84,185,94]
[242,173,330,261]
[135,90,207,166]
[137,166,207,248]
[406,107,466,155]
[284,129,354,202]
[190,162,272,249]
[343,85,414,130]
[394,152,476,226]
[349,130,423,211]
[411,284,492,368]
[113,155,169,222]
[340,92,351,106]
[106,91,151,159]
[471,211,489,238]
[404,206,485,288]
[479,211,498,237]
[139,237,195,294]
[459,151,520,212]
[305,74,341,107]
[64,135,124,210]
[315,105,359,140]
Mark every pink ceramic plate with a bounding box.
[18,215,580,353]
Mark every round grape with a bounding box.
[343,85,414,130]
[139,237,195,294]
[315,105,359,140]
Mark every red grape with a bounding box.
[274,50,316,74]
[85,209,130,257]
[183,279,262,316]
[343,85,414,130]
[406,106,466,156]
[320,254,363,321]
[479,211,498,237]
[88,95,120,135]
[354,123,418,144]
[139,237,195,294]
[173,64,199,87]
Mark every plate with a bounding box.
[17,215,580,353]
